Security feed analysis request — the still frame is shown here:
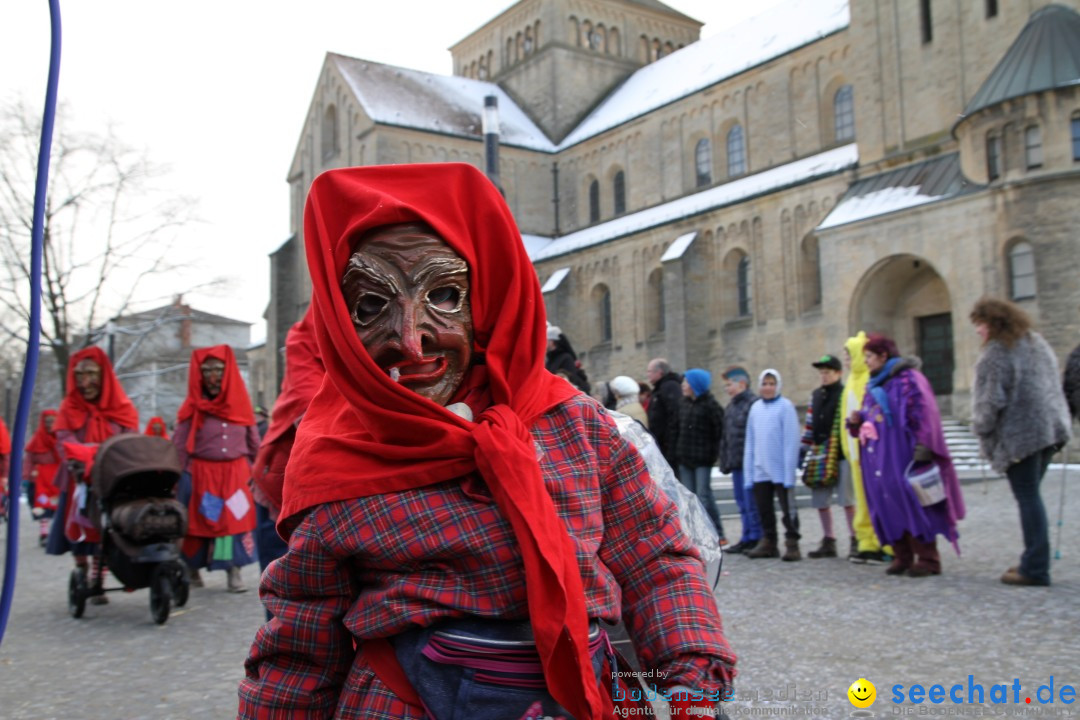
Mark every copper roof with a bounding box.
[963,4,1080,118]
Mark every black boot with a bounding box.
[781,538,802,562]
[808,537,837,558]
[745,537,779,559]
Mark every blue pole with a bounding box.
[0,0,61,647]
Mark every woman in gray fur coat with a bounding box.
[970,298,1073,587]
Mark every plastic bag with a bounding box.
[607,410,722,586]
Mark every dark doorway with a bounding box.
[917,313,954,395]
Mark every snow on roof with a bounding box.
[330,54,556,152]
[531,143,857,263]
[558,0,849,148]
[522,233,555,259]
[660,231,698,262]
[540,267,571,293]
[818,152,979,230]
[818,186,938,230]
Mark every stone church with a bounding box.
[262,0,1080,416]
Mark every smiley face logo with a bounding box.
[842,677,876,708]
[848,678,876,708]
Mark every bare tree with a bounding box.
[0,99,197,391]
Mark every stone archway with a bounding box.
[849,254,956,405]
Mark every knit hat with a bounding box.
[609,375,639,399]
[546,325,562,341]
[721,365,750,384]
[684,368,711,397]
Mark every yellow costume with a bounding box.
[839,331,884,554]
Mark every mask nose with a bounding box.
[395,297,431,363]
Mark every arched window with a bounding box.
[695,138,712,187]
[801,235,822,310]
[834,85,855,142]
[613,171,626,215]
[986,132,1001,181]
[524,27,535,55]
[647,268,665,334]
[321,104,339,160]
[1025,125,1043,169]
[589,25,606,52]
[727,124,746,178]
[1008,241,1036,300]
[593,284,613,342]
[737,255,752,316]
[588,179,600,223]
[1072,113,1080,161]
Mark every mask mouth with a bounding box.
[389,356,447,384]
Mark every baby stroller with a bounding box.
[67,434,190,624]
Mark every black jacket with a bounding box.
[718,388,758,473]
[1065,341,1080,420]
[647,371,683,467]
[545,346,590,393]
[676,391,724,468]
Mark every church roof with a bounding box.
[962,4,1080,118]
[623,0,701,24]
[818,153,982,231]
[529,143,857,262]
[330,53,555,152]
[559,0,849,148]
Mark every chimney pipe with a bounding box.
[483,95,502,193]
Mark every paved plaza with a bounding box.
[0,469,1077,719]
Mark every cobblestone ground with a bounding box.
[1,470,1077,719]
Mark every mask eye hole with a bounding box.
[428,286,462,312]
[352,293,388,325]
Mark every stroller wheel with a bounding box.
[68,567,88,619]
[169,561,190,608]
[149,565,173,625]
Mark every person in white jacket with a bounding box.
[743,369,803,561]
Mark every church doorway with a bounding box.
[849,254,955,405]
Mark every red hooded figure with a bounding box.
[144,416,169,439]
[47,347,138,558]
[250,307,324,516]
[173,345,259,591]
[239,164,734,720]
[25,409,62,524]
[0,417,10,518]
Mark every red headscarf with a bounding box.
[262,307,324,447]
[24,409,58,455]
[54,347,139,442]
[283,163,601,718]
[0,417,10,456]
[176,345,255,453]
[144,416,169,439]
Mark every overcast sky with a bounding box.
[1,1,786,343]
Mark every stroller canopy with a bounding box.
[91,434,182,500]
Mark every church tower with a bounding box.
[449,0,702,143]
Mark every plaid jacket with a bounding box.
[239,395,735,719]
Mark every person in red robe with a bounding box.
[24,409,61,545]
[173,345,259,593]
[144,416,169,439]
[240,164,735,719]
[0,418,10,523]
[46,347,139,604]
[250,307,323,584]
